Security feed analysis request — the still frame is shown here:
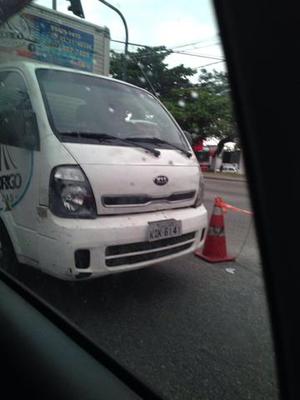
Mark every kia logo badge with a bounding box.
[154,175,168,186]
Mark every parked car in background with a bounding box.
[220,163,238,173]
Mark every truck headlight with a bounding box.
[194,171,205,207]
[49,166,97,218]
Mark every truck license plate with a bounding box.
[148,219,182,242]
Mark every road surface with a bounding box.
[4,178,279,400]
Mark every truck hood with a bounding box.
[63,143,200,215]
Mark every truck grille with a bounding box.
[105,232,196,267]
[102,191,196,207]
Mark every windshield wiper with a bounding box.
[126,137,192,158]
[60,132,161,157]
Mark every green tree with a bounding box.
[164,69,237,142]
[110,46,195,97]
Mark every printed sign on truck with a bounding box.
[0,12,95,71]
[0,145,33,211]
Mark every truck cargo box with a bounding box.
[0,3,110,75]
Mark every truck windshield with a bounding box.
[36,68,188,150]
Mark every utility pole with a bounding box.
[98,0,128,81]
[52,0,57,10]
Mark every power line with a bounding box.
[170,36,219,50]
[196,60,225,68]
[111,38,224,60]
[111,39,225,61]
[111,37,221,52]
[179,42,221,52]
[78,46,226,71]
[111,38,152,48]
[111,49,226,71]
[171,50,225,61]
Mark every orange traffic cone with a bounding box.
[195,197,235,263]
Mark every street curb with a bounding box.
[203,175,246,183]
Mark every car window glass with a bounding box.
[36,68,186,146]
[0,1,278,400]
[0,71,36,148]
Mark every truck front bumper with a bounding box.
[37,205,208,280]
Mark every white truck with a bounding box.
[0,7,207,280]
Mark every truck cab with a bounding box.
[0,61,207,279]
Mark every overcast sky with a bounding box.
[34,0,225,77]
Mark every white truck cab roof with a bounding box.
[0,60,151,94]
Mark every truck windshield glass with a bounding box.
[36,69,188,149]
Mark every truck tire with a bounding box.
[0,222,18,274]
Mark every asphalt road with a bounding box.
[5,178,279,400]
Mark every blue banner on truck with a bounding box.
[0,12,95,71]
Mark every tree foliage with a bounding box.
[110,47,237,142]
[110,46,194,97]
